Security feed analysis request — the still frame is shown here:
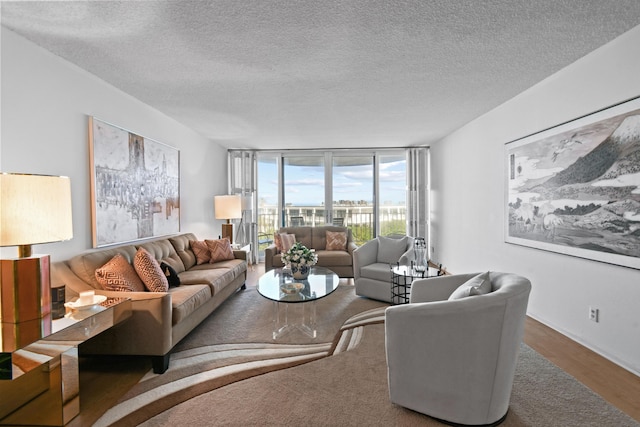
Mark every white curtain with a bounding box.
[227,150,257,261]
[406,147,429,239]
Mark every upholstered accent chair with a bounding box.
[385,272,531,426]
[353,235,414,302]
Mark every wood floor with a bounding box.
[249,263,640,422]
[524,317,640,422]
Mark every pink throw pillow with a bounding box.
[95,253,146,292]
[326,231,347,251]
[190,240,211,265]
[134,248,169,292]
[206,238,235,263]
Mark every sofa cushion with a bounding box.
[279,226,312,248]
[160,261,181,288]
[178,262,244,294]
[68,245,138,289]
[169,284,212,325]
[449,271,492,300]
[311,226,349,250]
[134,248,169,292]
[360,262,391,281]
[377,236,408,264]
[190,240,211,265]
[315,250,352,267]
[95,253,146,292]
[326,231,347,251]
[169,233,198,270]
[137,239,186,274]
[206,238,235,263]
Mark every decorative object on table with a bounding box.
[51,284,66,319]
[64,293,108,311]
[89,117,180,248]
[214,194,242,243]
[413,237,428,272]
[0,173,73,351]
[281,242,318,280]
[505,96,640,270]
[280,282,304,294]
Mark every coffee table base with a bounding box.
[272,300,317,340]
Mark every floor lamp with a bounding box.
[0,173,73,352]
[214,195,242,244]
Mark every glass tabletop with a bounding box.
[392,264,439,279]
[257,266,340,303]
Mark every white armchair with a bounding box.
[385,272,531,426]
[353,235,414,302]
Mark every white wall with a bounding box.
[431,25,640,376]
[1,28,228,261]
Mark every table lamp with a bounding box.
[214,195,241,243]
[0,173,73,351]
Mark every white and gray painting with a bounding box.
[507,105,640,267]
[91,118,180,247]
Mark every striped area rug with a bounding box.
[94,306,387,426]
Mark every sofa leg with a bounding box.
[152,354,170,374]
[240,283,246,290]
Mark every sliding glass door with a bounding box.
[283,155,325,227]
[332,155,374,244]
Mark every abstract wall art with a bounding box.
[505,96,640,269]
[89,117,180,247]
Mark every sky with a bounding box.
[257,156,407,207]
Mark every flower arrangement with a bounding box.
[281,242,318,266]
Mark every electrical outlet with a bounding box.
[589,307,599,322]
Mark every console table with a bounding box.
[0,297,131,426]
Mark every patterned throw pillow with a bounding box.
[190,240,211,265]
[95,253,146,292]
[160,262,181,288]
[280,233,296,252]
[326,231,347,251]
[274,232,284,253]
[206,238,235,263]
[134,248,169,292]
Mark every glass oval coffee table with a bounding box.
[257,266,339,339]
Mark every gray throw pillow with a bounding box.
[376,236,408,264]
[449,271,492,300]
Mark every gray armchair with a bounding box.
[353,235,414,302]
[385,272,531,426]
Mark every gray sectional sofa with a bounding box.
[51,232,247,373]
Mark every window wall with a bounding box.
[229,148,428,260]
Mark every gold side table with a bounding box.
[0,297,131,426]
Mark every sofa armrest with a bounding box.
[81,290,173,356]
[265,244,278,272]
[347,241,358,255]
[353,239,378,280]
[233,250,247,261]
[409,273,478,303]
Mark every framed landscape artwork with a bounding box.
[505,96,640,270]
[89,117,180,247]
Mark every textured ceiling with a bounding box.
[2,1,640,150]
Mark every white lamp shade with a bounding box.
[0,173,73,247]
[214,194,242,220]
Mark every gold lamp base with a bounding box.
[221,222,233,243]
[0,255,52,351]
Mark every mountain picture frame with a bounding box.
[505,96,640,270]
